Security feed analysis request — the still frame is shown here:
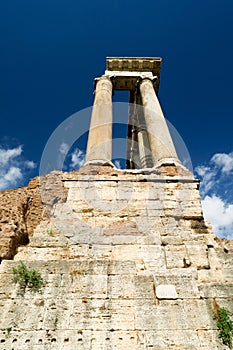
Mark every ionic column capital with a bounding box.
[138,76,158,91]
[94,75,113,91]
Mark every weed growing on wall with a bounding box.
[12,262,43,294]
[214,305,233,349]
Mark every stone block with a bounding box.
[153,269,200,299]
[165,245,187,268]
[222,268,233,282]
[145,199,164,210]
[186,244,209,269]
[198,283,233,298]
[137,229,162,245]
[145,330,200,349]
[69,299,135,331]
[0,329,92,349]
[111,245,166,269]
[161,235,184,246]
[135,299,214,331]
[156,284,178,299]
[0,274,15,299]
[89,330,139,350]
[0,298,45,330]
[135,216,162,235]
[197,330,225,349]
[108,275,154,299]
[43,298,71,330]
[107,260,136,275]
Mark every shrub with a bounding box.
[12,262,43,293]
[215,307,233,349]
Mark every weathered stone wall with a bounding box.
[0,165,232,349]
[0,171,67,260]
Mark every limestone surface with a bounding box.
[0,165,232,349]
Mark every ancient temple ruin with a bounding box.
[0,57,232,349]
[86,57,179,169]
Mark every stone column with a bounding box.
[85,76,113,164]
[139,78,179,166]
[135,93,153,168]
[126,91,139,169]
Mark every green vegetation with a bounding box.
[6,327,12,335]
[214,307,233,348]
[12,262,43,293]
[47,227,54,236]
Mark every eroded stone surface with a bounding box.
[0,166,232,349]
[0,171,67,260]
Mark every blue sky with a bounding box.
[0,0,233,238]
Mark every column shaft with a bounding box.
[136,93,153,168]
[139,78,179,165]
[126,91,139,169]
[85,76,113,164]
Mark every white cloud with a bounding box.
[70,148,85,169]
[57,143,85,170]
[0,145,36,190]
[211,152,233,174]
[0,145,22,165]
[202,195,233,239]
[195,165,216,196]
[195,165,209,177]
[4,166,22,183]
[195,151,233,239]
[195,151,233,197]
[0,167,22,190]
[0,165,23,190]
[25,160,37,169]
